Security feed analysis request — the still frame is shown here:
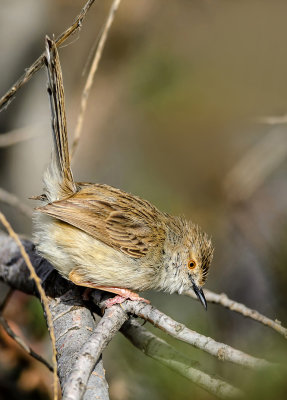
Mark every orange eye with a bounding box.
[188,260,196,270]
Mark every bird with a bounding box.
[33,37,214,309]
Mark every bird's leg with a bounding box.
[96,286,149,307]
[69,270,149,307]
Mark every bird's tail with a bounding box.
[43,36,76,202]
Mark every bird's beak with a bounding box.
[193,284,207,310]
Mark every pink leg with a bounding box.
[68,271,149,307]
[96,286,150,308]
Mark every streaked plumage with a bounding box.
[33,37,214,308]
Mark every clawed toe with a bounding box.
[104,294,150,308]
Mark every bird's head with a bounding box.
[163,217,214,309]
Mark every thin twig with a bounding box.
[255,115,287,125]
[185,288,287,339]
[0,126,41,147]
[71,0,121,159]
[0,187,33,218]
[119,300,271,369]
[0,212,59,400]
[122,319,243,399]
[62,305,128,400]
[223,129,287,203]
[0,0,96,112]
[0,314,53,371]
[0,287,13,312]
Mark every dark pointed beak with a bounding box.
[193,284,207,310]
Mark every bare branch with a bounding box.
[0,126,41,147]
[255,114,287,125]
[0,0,96,112]
[122,319,243,399]
[0,232,109,400]
[62,304,127,400]
[0,213,59,400]
[0,285,13,312]
[0,187,33,218]
[118,300,271,369]
[223,129,287,203]
[71,0,122,159]
[49,289,109,400]
[0,232,277,399]
[185,289,287,339]
[0,314,53,371]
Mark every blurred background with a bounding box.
[0,0,287,399]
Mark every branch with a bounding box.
[122,319,243,399]
[223,129,287,203]
[0,285,13,312]
[71,0,122,159]
[49,288,109,400]
[0,231,109,400]
[0,0,96,112]
[0,233,279,399]
[62,305,128,400]
[0,126,40,147]
[0,314,53,371]
[0,231,277,376]
[185,289,287,339]
[117,300,271,369]
[0,187,33,218]
[255,114,287,125]
[0,213,59,400]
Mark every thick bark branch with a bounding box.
[49,289,109,400]
[0,232,276,400]
[62,305,128,400]
[0,211,59,400]
[0,231,109,400]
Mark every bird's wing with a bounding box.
[37,184,165,258]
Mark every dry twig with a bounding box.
[71,0,122,158]
[255,114,287,125]
[185,288,287,339]
[0,213,59,400]
[122,319,243,399]
[0,187,33,218]
[223,129,287,203]
[0,314,53,371]
[0,0,96,112]
[0,126,41,147]
[0,286,13,312]
[119,300,271,369]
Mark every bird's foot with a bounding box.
[104,290,149,308]
[68,271,149,307]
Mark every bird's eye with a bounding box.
[188,260,196,270]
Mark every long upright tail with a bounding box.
[44,36,77,202]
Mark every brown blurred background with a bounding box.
[0,1,287,399]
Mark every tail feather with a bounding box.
[44,36,76,201]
